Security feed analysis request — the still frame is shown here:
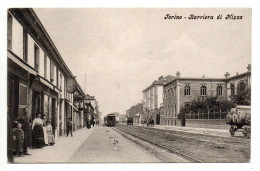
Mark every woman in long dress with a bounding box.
[32,114,44,148]
[46,121,55,146]
[42,115,49,146]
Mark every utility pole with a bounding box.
[84,74,86,93]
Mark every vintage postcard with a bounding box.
[4,8,251,164]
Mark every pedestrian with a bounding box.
[141,120,144,126]
[13,122,24,157]
[67,118,73,137]
[42,115,49,146]
[32,114,45,148]
[46,121,55,146]
[86,118,91,129]
[92,119,95,127]
[14,107,32,155]
[151,119,154,127]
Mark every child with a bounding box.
[13,122,24,157]
[46,121,55,146]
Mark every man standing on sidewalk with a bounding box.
[67,118,73,137]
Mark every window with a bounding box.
[230,84,235,96]
[39,47,44,76]
[7,13,13,50]
[50,60,54,83]
[174,106,176,118]
[217,85,223,96]
[200,84,207,96]
[184,84,191,96]
[27,34,35,67]
[34,44,40,71]
[44,55,50,81]
[11,16,24,59]
[237,81,246,93]
[19,83,27,108]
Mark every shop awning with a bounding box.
[65,99,79,111]
[8,50,37,76]
[134,113,140,117]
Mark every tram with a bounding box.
[104,114,116,126]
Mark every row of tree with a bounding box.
[178,87,251,126]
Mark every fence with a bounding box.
[185,111,227,120]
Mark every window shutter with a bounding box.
[50,60,54,82]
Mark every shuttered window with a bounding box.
[34,44,40,71]
[19,83,27,107]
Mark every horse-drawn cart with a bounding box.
[226,105,251,139]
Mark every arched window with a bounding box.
[217,85,223,96]
[237,81,246,93]
[230,84,235,96]
[184,84,190,96]
[200,84,207,96]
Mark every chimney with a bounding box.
[224,72,230,78]
[236,72,239,76]
[202,75,205,78]
[158,75,163,80]
[176,71,181,78]
[247,64,251,72]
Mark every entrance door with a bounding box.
[31,91,40,121]
[52,98,56,135]
[156,114,160,125]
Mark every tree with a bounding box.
[232,87,251,105]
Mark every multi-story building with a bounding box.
[163,65,251,126]
[126,103,143,123]
[84,94,100,126]
[7,8,84,138]
[142,75,175,124]
[73,80,85,131]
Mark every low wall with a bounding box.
[185,119,230,129]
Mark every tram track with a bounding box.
[113,127,203,163]
[113,124,250,163]
[131,125,249,149]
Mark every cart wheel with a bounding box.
[230,125,235,137]
[243,127,251,139]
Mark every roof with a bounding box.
[85,94,95,100]
[164,71,251,87]
[143,75,175,92]
[9,8,74,78]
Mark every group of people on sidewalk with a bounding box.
[85,117,99,129]
[141,117,155,127]
[7,107,55,163]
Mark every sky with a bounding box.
[33,8,251,116]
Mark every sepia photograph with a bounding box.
[4,7,252,164]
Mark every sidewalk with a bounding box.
[14,127,94,163]
[134,123,233,138]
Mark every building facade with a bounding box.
[7,8,85,139]
[126,103,143,123]
[142,75,174,124]
[162,67,251,126]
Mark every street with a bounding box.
[13,124,250,163]
[15,125,187,163]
